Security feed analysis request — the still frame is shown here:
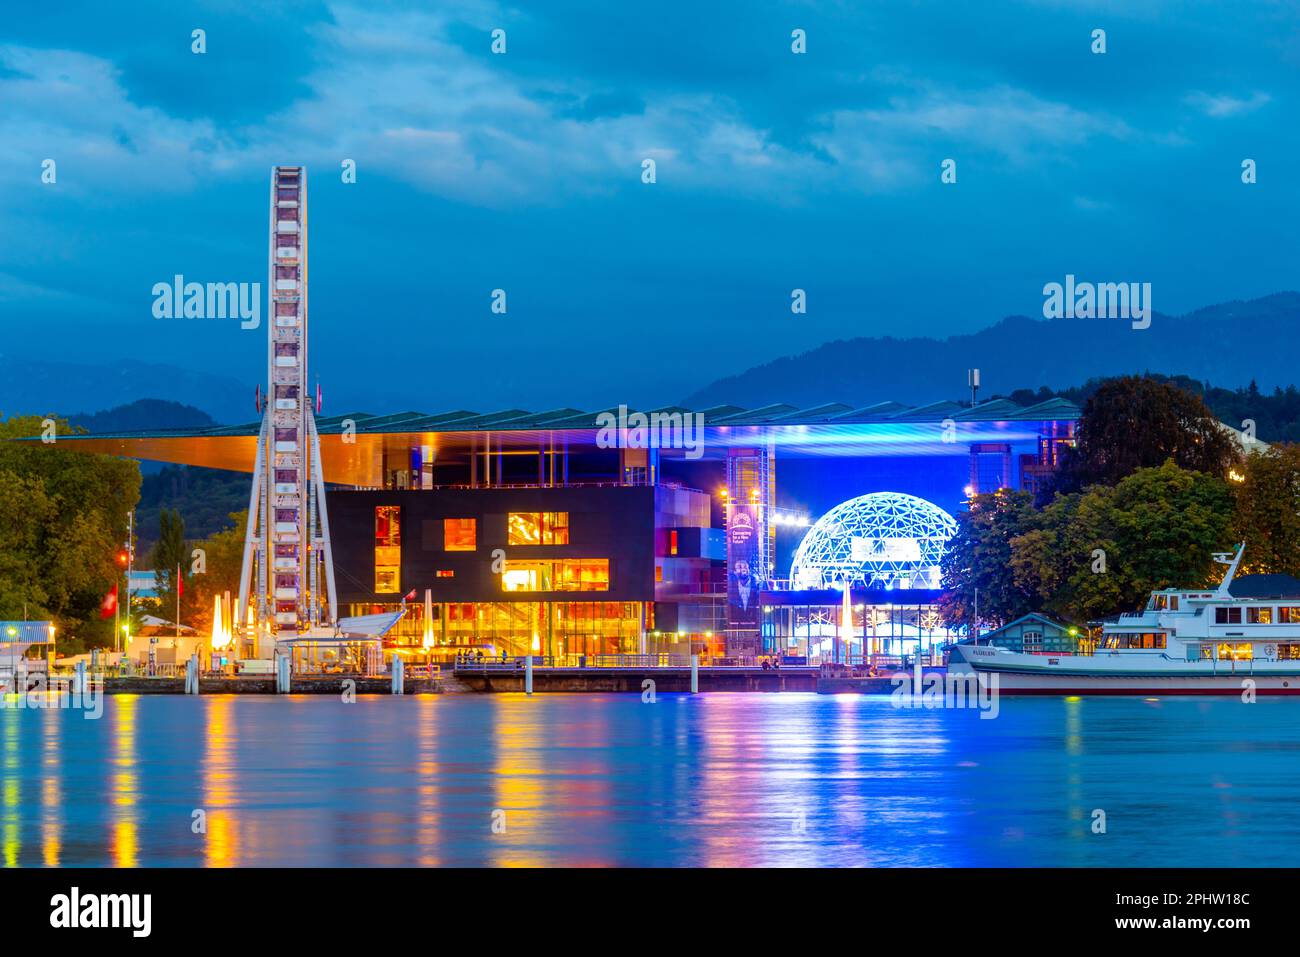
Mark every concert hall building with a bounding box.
[48,397,1080,661]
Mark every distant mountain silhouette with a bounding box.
[681,293,1300,409]
[67,398,217,433]
[0,356,250,424]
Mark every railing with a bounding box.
[450,653,818,671]
[337,480,707,495]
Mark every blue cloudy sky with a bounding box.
[2,0,1297,414]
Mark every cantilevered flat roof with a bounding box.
[21,397,1079,485]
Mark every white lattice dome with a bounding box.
[789,492,957,590]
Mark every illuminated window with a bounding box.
[1247,606,1273,624]
[501,559,609,592]
[507,512,570,545]
[670,530,678,556]
[436,570,455,578]
[444,518,477,551]
[375,506,401,593]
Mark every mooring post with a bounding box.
[276,654,291,694]
[392,655,404,695]
[74,659,87,695]
[184,656,193,695]
[525,654,534,695]
[690,654,699,694]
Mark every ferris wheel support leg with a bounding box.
[237,415,269,634]
[308,410,338,626]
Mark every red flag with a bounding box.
[99,583,118,619]
[403,588,417,602]
[177,564,183,599]
[316,383,322,414]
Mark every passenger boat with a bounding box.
[948,544,1300,694]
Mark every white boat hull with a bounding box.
[949,644,1300,695]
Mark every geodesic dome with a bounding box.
[789,492,957,590]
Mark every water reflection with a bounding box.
[0,694,1296,866]
[3,713,18,866]
[111,694,138,867]
[202,696,237,867]
[42,712,60,867]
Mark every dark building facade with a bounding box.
[329,482,722,659]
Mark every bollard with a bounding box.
[74,659,87,696]
[690,654,699,694]
[525,654,534,695]
[184,657,193,695]
[276,654,291,694]
[391,655,404,695]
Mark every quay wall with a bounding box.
[454,667,819,693]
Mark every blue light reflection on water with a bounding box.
[1,692,1296,867]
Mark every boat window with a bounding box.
[1168,596,1179,611]
[1103,632,1165,649]
[1216,642,1253,660]
[1215,607,1243,625]
[1279,607,1300,623]
[1278,643,1300,660]
[1247,606,1273,624]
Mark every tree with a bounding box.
[939,490,1043,628]
[1048,376,1239,497]
[151,508,187,626]
[0,415,141,646]
[1043,461,1232,623]
[184,511,248,630]
[1230,444,1300,575]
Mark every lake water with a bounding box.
[1,692,1296,867]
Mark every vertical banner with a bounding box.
[727,504,762,633]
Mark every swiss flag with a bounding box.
[403,588,417,602]
[177,564,183,599]
[99,583,118,619]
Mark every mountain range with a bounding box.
[3,294,1297,423]
[682,293,1300,409]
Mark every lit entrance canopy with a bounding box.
[21,398,1081,486]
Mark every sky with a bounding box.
[1,0,1298,414]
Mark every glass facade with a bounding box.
[349,599,643,659]
[375,505,400,593]
[444,518,477,551]
[501,559,609,592]
[507,511,570,545]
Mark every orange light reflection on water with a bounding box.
[202,696,238,866]
[111,695,138,867]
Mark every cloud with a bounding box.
[1184,91,1272,118]
[0,2,1238,210]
